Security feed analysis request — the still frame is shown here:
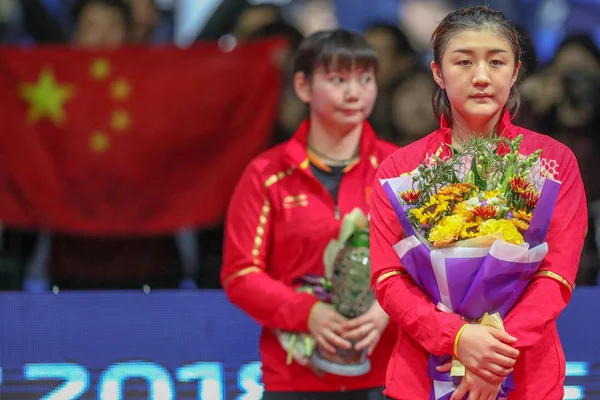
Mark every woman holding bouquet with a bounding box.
[221,30,398,399]
[370,6,587,400]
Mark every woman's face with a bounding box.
[431,30,519,124]
[295,66,378,132]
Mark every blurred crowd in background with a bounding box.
[0,0,599,291]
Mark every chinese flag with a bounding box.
[0,40,283,235]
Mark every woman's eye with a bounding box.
[457,60,471,66]
[362,76,372,84]
[490,60,505,66]
[331,76,343,83]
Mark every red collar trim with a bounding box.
[438,110,518,158]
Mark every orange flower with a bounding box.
[509,176,531,194]
[521,190,539,209]
[471,204,497,219]
[400,189,421,205]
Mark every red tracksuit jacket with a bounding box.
[222,120,398,392]
[370,111,587,400]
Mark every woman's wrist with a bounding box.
[454,323,469,357]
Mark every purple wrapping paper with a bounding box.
[380,178,561,400]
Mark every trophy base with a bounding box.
[311,351,371,376]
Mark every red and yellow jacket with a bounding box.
[370,111,587,400]
[222,120,398,392]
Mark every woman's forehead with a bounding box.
[445,30,513,52]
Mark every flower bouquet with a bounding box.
[380,134,561,399]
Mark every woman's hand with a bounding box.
[450,370,503,400]
[308,302,352,354]
[456,325,519,382]
[342,301,390,356]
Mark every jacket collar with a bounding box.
[283,119,378,169]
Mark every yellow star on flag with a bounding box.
[111,110,131,132]
[90,58,110,80]
[111,79,131,100]
[19,67,75,126]
[90,131,110,153]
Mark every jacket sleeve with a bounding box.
[504,149,587,350]
[370,158,466,356]
[221,163,318,332]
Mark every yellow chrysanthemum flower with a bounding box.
[514,209,532,223]
[412,196,450,225]
[438,183,474,201]
[453,201,472,219]
[429,215,466,247]
[484,190,500,199]
[510,218,529,232]
[479,219,524,245]
[460,221,481,239]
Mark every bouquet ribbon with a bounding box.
[429,305,515,400]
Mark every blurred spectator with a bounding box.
[0,228,38,290]
[232,2,282,40]
[397,0,451,55]
[248,21,307,145]
[247,20,304,68]
[128,0,159,43]
[19,0,168,44]
[0,0,22,43]
[364,23,417,91]
[520,34,600,120]
[72,0,132,47]
[285,0,338,36]
[552,34,600,77]
[519,34,600,285]
[19,0,70,42]
[370,67,437,146]
[534,68,600,286]
[364,23,420,144]
[388,68,438,146]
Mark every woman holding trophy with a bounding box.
[370,6,587,400]
[222,30,398,399]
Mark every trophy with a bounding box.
[311,209,375,376]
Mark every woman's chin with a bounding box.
[463,104,502,119]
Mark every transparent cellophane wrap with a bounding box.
[274,208,369,368]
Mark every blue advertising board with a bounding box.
[0,288,597,399]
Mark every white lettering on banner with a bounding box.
[10,361,584,399]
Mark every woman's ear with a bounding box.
[431,61,446,90]
[511,60,522,87]
[293,72,311,104]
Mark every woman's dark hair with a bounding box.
[72,0,133,27]
[431,6,522,122]
[293,29,379,79]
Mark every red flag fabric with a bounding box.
[0,40,283,235]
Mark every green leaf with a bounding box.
[470,156,487,190]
